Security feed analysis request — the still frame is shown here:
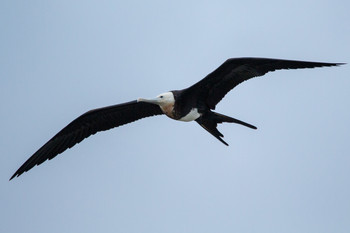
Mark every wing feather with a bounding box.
[10,101,163,180]
[189,58,343,109]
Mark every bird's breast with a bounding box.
[160,103,200,122]
[179,108,201,122]
[160,103,176,119]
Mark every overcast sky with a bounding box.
[1,1,349,233]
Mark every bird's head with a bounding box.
[137,91,175,107]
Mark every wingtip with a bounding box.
[9,173,17,181]
[333,62,346,66]
[9,169,24,181]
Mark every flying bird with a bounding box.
[10,57,344,180]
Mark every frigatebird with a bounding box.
[10,57,343,180]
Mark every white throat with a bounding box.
[137,92,175,118]
[156,92,175,107]
[137,91,175,106]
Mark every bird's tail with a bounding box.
[196,112,257,146]
[213,112,257,129]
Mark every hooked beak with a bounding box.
[137,97,160,105]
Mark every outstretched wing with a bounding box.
[10,101,163,180]
[189,57,343,109]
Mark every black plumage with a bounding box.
[10,57,343,180]
[188,58,341,109]
[10,101,163,180]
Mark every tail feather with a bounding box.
[196,111,257,146]
[196,118,229,146]
[213,112,257,129]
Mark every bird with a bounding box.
[10,57,344,180]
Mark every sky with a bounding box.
[1,1,349,233]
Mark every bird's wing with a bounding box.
[188,57,343,109]
[10,101,163,180]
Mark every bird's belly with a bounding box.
[179,108,201,122]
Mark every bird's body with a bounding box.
[10,57,344,180]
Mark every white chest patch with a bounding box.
[179,108,201,122]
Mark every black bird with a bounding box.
[10,57,343,180]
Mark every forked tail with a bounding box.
[196,111,257,146]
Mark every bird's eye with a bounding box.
[160,96,163,98]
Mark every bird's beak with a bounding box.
[137,97,160,105]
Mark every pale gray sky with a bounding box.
[1,1,349,233]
